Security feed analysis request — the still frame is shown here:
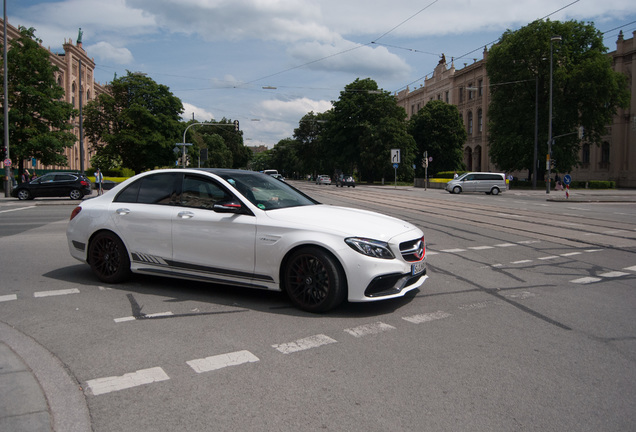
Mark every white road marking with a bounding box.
[511,260,532,264]
[624,266,636,272]
[114,311,173,323]
[426,251,439,255]
[560,252,582,257]
[585,249,604,253]
[272,334,337,354]
[187,350,259,374]
[571,277,602,284]
[440,248,466,253]
[506,291,536,299]
[495,243,517,247]
[0,294,17,302]
[468,246,495,250]
[458,300,502,310]
[86,367,169,396]
[344,322,396,338]
[403,311,451,324]
[538,255,559,260]
[0,206,34,214]
[518,240,540,244]
[599,271,630,278]
[33,288,80,298]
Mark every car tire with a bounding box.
[453,186,462,194]
[491,187,500,196]
[283,246,347,313]
[89,231,131,284]
[70,189,84,200]
[17,189,32,200]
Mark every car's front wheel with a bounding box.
[69,188,84,200]
[491,187,500,195]
[17,189,32,200]
[283,247,346,313]
[453,186,462,194]
[89,231,131,283]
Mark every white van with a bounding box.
[446,172,507,195]
[263,169,278,176]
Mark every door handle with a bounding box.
[116,208,130,215]
[178,211,195,219]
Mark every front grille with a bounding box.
[399,236,425,262]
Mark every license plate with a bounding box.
[411,260,426,275]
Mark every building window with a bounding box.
[459,87,464,103]
[468,83,473,100]
[71,82,76,107]
[445,91,449,103]
[478,79,483,97]
[411,105,415,115]
[467,111,473,135]
[600,142,610,168]
[582,143,590,166]
[477,109,483,133]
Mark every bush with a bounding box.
[437,171,467,179]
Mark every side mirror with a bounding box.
[213,201,243,214]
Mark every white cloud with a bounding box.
[86,42,134,65]
[181,103,215,122]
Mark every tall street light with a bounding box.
[546,35,562,194]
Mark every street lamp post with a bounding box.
[546,35,562,194]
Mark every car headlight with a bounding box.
[345,237,395,259]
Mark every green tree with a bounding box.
[322,78,415,182]
[184,118,251,169]
[293,111,329,176]
[269,138,301,177]
[0,26,76,175]
[487,19,629,180]
[83,71,183,173]
[407,100,466,177]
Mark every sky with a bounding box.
[8,0,636,148]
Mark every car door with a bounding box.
[171,174,257,287]
[53,173,77,196]
[32,173,58,197]
[111,172,179,273]
[463,174,477,192]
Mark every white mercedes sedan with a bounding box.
[67,169,427,312]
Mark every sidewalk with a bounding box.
[0,322,91,432]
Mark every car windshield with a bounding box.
[218,171,319,210]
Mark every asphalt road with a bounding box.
[1,184,635,431]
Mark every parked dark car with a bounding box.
[12,172,92,200]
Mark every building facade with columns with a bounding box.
[1,19,106,174]
[396,33,635,188]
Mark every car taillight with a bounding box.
[81,180,89,186]
[70,206,82,221]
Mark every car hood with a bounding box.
[263,204,419,241]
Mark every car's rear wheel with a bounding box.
[453,186,462,194]
[69,188,83,200]
[89,231,131,283]
[17,189,32,200]
[283,247,346,313]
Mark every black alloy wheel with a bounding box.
[70,189,83,200]
[284,247,346,313]
[17,189,32,200]
[89,231,131,283]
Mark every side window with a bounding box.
[55,174,75,181]
[115,173,177,204]
[464,175,475,181]
[180,175,232,209]
[39,174,55,183]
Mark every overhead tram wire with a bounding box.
[242,0,442,88]
[392,0,583,93]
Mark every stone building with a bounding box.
[396,33,635,188]
[1,19,106,173]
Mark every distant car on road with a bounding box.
[12,172,92,200]
[336,174,355,188]
[445,172,507,195]
[316,175,331,185]
[66,168,427,313]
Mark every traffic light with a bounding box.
[234,120,239,131]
